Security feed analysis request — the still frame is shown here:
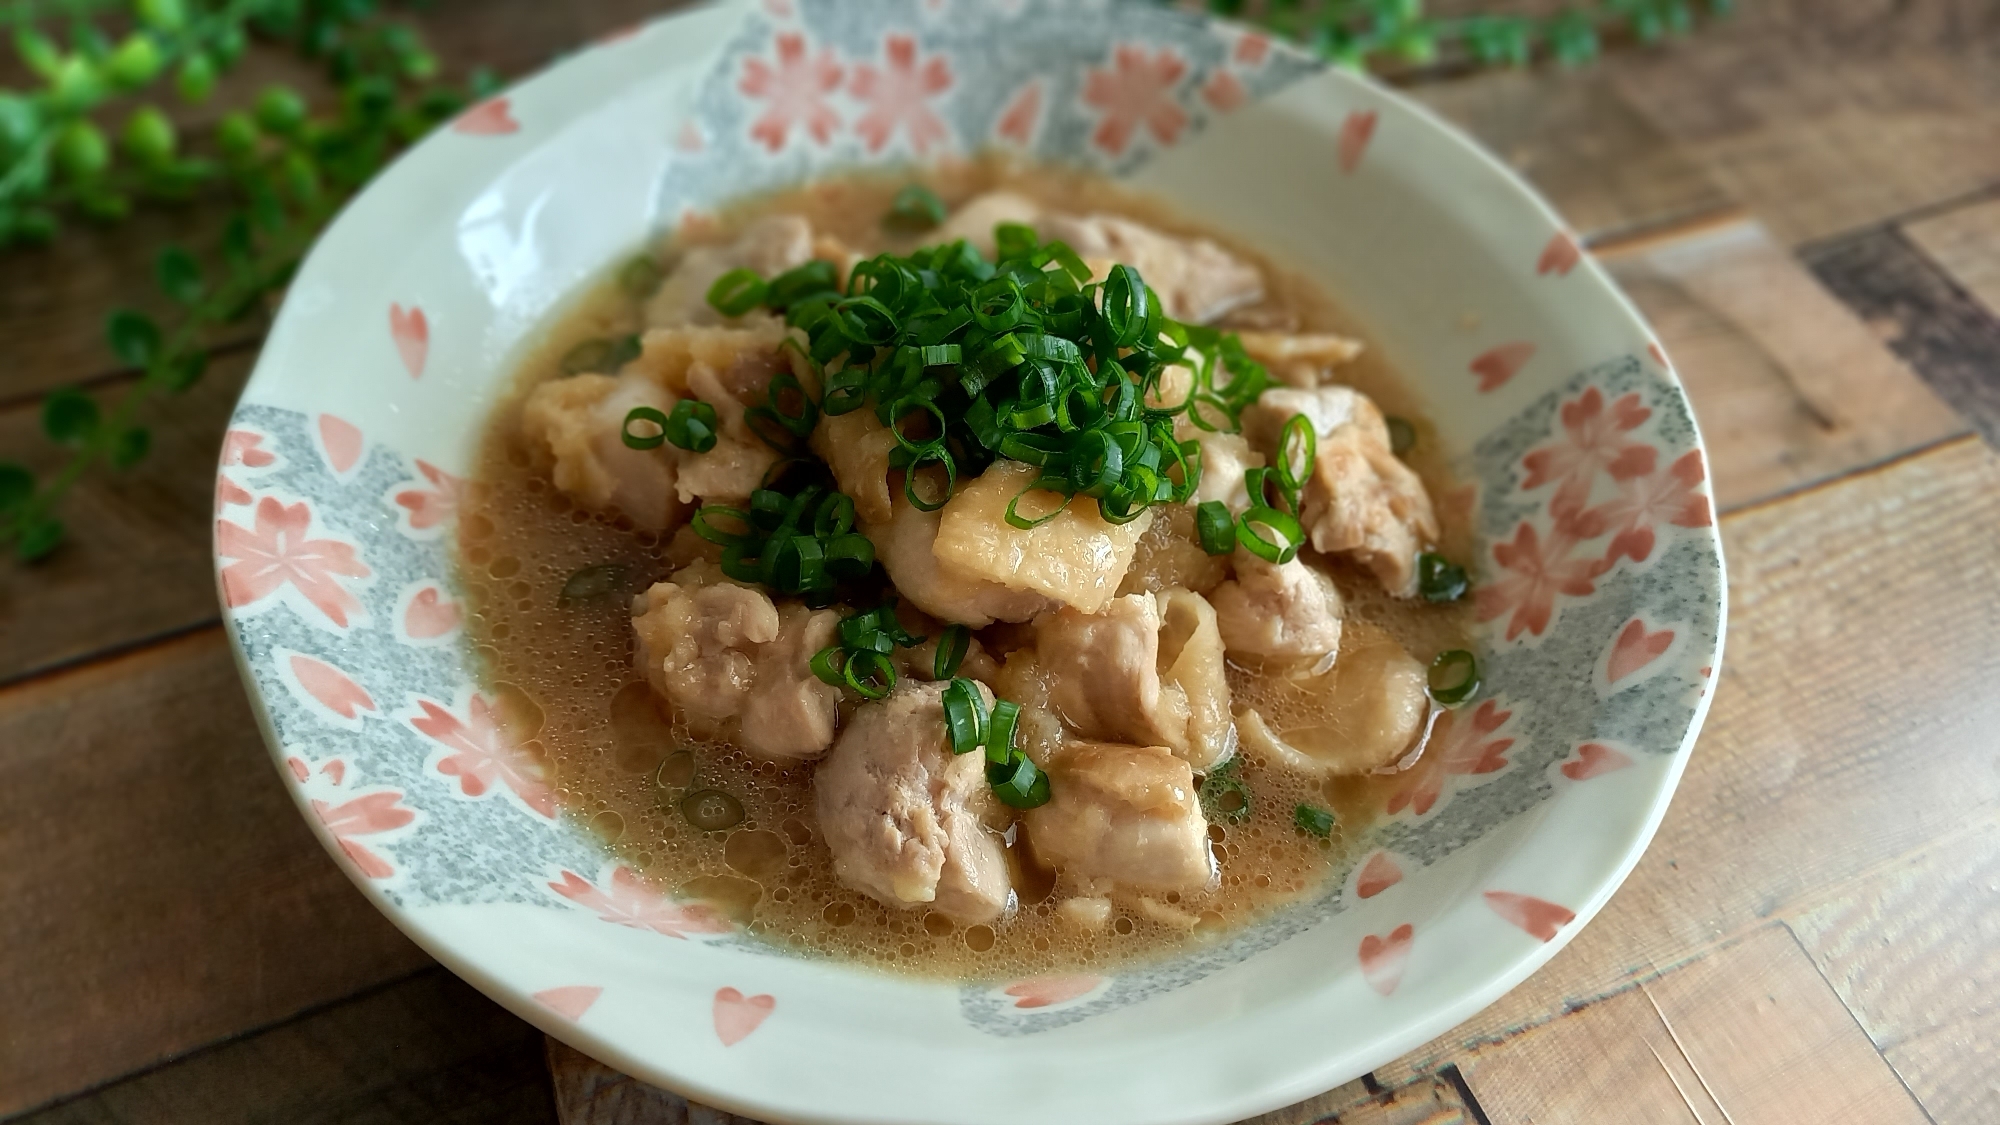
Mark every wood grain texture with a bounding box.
[0,628,431,1117]
[17,970,554,1125]
[1604,219,1968,510]
[1903,194,2000,320]
[1608,0,2000,247]
[0,350,252,686]
[1803,225,2000,446]
[1790,818,2000,1125]
[1466,925,1931,1124]
[1376,436,2000,1081]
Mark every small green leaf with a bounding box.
[221,214,254,268]
[107,309,162,367]
[213,24,246,66]
[122,105,177,165]
[155,247,203,304]
[176,53,217,102]
[14,29,62,80]
[106,33,163,88]
[254,86,307,134]
[161,349,207,392]
[216,111,259,159]
[136,0,187,32]
[15,516,63,561]
[110,426,152,469]
[0,462,32,511]
[42,387,100,444]
[53,121,110,180]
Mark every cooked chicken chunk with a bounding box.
[1235,331,1364,389]
[630,564,841,760]
[1024,740,1214,894]
[1034,590,1233,770]
[934,190,1043,259]
[1156,588,1235,771]
[1235,622,1428,776]
[933,460,1152,616]
[1117,504,1229,598]
[815,680,1013,923]
[1208,553,1344,660]
[1243,385,1439,597]
[863,493,1050,627]
[1037,213,1263,324]
[519,373,687,531]
[630,320,793,399]
[647,214,813,327]
[1179,424,1263,514]
[809,405,899,525]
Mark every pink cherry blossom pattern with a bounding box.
[713,988,775,1046]
[1233,32,1271,67]
[1082,44,1189,157]
[1200,68,1248,113]
[762,0,794,18]
[1595,449,1711,564]
[994,79,1044,147]
[1537,231,1582,276]
[1519,386,1654,518]
[401,583,462,641]
[317,414,364,476]
[1386,699,1516,818]
[286,756,310,782]
[1485,891,1575,941]
[1476,521,1613,641]
[1606,619,1675,684]
[216,473,252,512]
[1003,974,1102,1009]
[1355,851,1403,899]
[452,97,519,136]
[392,460,464,534]
[221,428,277,469]
[1561,742,1634,781]
[218,496,370,628]
[533,985,602,1021]
[848,34,952,155]
[1338,109,1377,174]
[1359,923,1413,996]
[289,652,376,719]
[409,693,555,818]
[674,118,705,153]
[321,758,346,785]
[739,32,844,152]
[548,866,732,938]
[311,790,415,879]
[1470,341,1537,393]
[389,303,428,379]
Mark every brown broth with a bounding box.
[458,158,1474,979]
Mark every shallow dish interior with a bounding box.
[214,3,1724,1123]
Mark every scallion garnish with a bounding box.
[692,482,875,598]
[986,700,1020,764]
[663,399,719,453]
[1386,415,1416,456]
[1273,412,1317,511]
[934,623,970,679]
[942,677,987,755]
[988,750,1051,809]
[1198,756,1251,824]
[1237,505,1305,564]
[558,563,629,606]
[1196,499,1237,556]
[843,650,896,699]
[1293,803,1336,838]
[884,183,948,230]
[561,333,642,376]
[813,601,926,698]
[1417,552,1470,603]
[1427,649,1480,705]
[706,267,769,316]
[621,405,668,450]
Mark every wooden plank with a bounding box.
[1903,195,2000,321]
[1607,0,2000,247]
[1465,925,1931,1124]
[0,349,251,685]
[1803,225,2000,446]
[0,628,432,1117]
[1376,436,2000,1081]
[1790,817,2000,1125]
[1603,219,1968,510]
[1408,66,1738,244]
[17,969,554,1125]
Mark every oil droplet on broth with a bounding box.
[589,809,625,844]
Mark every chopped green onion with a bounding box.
[843,650,896,699]
[663,399,718,453]
[942,677,987,755]
[986,700,1020,765]
[621,405,668,450]
[1274,412,1317,509]
[987,750,1050,809]
[1198,757,1251,824]
[1293,803,1336,838]
[1237,506,1305,564]
[884,183,948,229]
[1196,500,1237,555]
[1428,649,1480,704]
[558,563,628,606]
[706,267,768,316]
[934,624,970,679]
[767,259,840,307]
[809,645,848,688]
[681,788,745,832]
[618,255,664,298]
[1386,415,1417,456]
[561,334,643,376]
[1418,552,1470,603]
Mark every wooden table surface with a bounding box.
[5,2,1998,1123]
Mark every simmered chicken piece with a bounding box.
[1023,740,1214,894]
[933,460,1151,616]
[1236,622,1429,776]
[1181,425,1263,514]
[1244,385,1439,597]
[1117,504,1229,598]
[809,406,899,525]
[647,214,814,327]
[933,190,1041,258]
[519,373,687,531]
[631,563,841,760]
[863,493,1050,627]
[815,679,1013,923]
[1037,212,1264,324]
[1033,590,1233,771]
[1208,553,1345,660]
[1235,330,1364,388]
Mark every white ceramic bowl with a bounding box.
[213,2,1725,1122]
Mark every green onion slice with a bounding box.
[1198,759,1251,824]
[663,399,719,453]
[621,405,668,450]
[1293,803,1336,838]
[1427,649,1481,705]
[706,267,768,317]
[987,750,1051,809]
[1417,552,1470,603]
[985,699,1021,765]
[618,256,664,298]
[843,650,897,699]
[884,183,948,229]
[557,563,628,606]
[809,645,848,688]
[1196,500,1237,556]
[1237,506,1306,564]
[934,624,970,680]
[942,677,987,755]
[1274,412,1317,502]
